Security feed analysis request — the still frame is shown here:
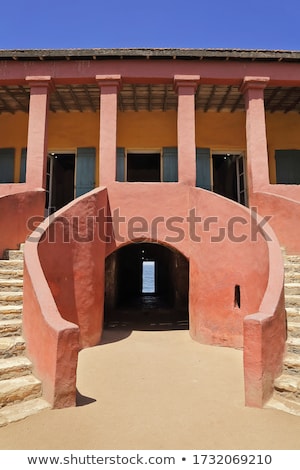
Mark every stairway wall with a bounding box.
[0,190,45,258]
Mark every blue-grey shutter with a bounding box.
[75,147,96,197]
[275,150,300,184]
[196,148,211,190]
[0,148,15,183]
[116,147,125,182]
[20,148,27,183]
[163,147,178,182]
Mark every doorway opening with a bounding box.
[127,153,161,182]
[46,153,75,214]
[105,243,189,330]
[212,153,246,205]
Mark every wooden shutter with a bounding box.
[116,147,125,182]
[20,148,27,183]
[163,147,178,182]
[275,150,300,184]
[196,148,211,190]
[0,148,15,183]
[75,147,96,197]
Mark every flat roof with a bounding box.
[0,48,300,62]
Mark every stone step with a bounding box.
[285,271,300,282]
[0,269,23,279]
[4,250,24,261]
[0,291,23,306]
[284,282,300,299]
[286,306,300,319]
[285,255,300,263]
[266,393,300,416]
[284,262,300,273]
[0,279,23,292]
[274,373,300,394]
[0,260,23,271]
[19,243,25,252]
[283,352,300,375]
[0,318,22,337]
[285,294,300,308]
[0,375,42,408]
[0,397,50,427]
[0,336,25,359]
[288,322,300,337]
[0,305,22,320]
[287,336,300,354]
[284,283,300,296]
[0,356,32,380]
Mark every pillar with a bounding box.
[240,77,270,198]
[25,76,52,189]
[174,75,200,186]
[96,75,121,186]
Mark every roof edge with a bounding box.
[0,47,300,62]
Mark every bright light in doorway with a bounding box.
[142,260,155,293]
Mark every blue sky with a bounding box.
[0,0,299,51]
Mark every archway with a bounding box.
[104,242,189,330]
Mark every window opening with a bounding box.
[234,285,241,308]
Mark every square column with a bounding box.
[174,75,200,186]
[96,75,121,187]
[25,76,52,189]
[240,77,270,198]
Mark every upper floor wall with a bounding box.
[0,51,300,197]
[1,107,300,187]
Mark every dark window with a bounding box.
[127,153,160,182]
[0,148,15,183]
[275,150,300,184]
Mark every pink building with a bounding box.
[0,48,299,423]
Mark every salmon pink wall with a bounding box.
[23,240,79,408]
[252,191,300,254]
[37,188,109,348]
[0,189,45,257]
[243,217,286,406]
[106,183,270,348]
[106,183,285,405]
[23,188,110,408]
[22,184,285,408]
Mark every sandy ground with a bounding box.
[0,328,300,450]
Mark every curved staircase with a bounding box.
[0,245,50,427]
[266,252,300,415]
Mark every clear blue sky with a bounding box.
[1,0,299,51]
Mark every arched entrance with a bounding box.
[104,242,189,329]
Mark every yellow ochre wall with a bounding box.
[1,110,300,185]
[0,113,28,182]
[117,111,177,148]
[195,111,246,149]
[266,112,300,184]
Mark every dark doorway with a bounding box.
[46,153,75,213]
[212,153,246,205]
[127,153,161,182]
[105,243,189,330]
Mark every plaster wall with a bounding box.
[0,189,45,257]
[266,112,300,184]
[2,109,300,189]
